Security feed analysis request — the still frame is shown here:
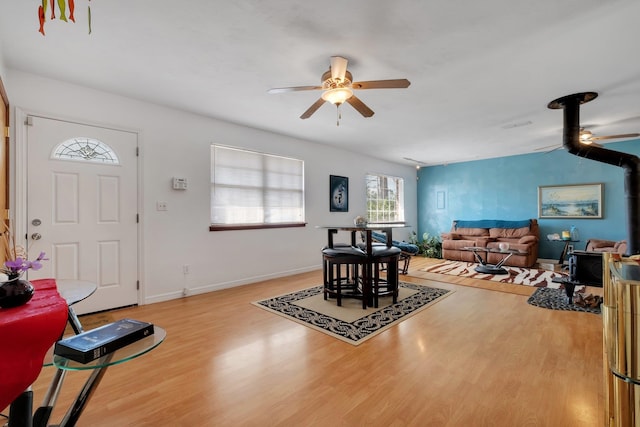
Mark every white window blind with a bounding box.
[366,174,405,223]
[211,145,305,227]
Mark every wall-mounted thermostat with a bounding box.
[173,177,188,190]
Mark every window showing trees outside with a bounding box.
[366,173,405,223]
[211,145,305,229]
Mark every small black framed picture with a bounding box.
[329,175,349,212]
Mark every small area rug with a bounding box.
[421,260,579,290]
[527,288,601,314]
[253,282,453,345]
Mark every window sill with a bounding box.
[210,223,306,231]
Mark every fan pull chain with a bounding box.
[336,104,342,126]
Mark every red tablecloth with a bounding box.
[0,278,68,410]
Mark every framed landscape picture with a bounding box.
[329,175,349,212]
[538,183,603,219]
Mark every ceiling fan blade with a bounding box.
[534,144,564,154]
[300,98,326,119]
[346,95,374,117]
[352,79,411,90]
[267,86,322,94]
[534,144,561,152]
[330,56,348,81]
[545,146,564,154]
[591,133,640,141]
[580,141,604,148]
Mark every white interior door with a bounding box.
[26,115,138,314]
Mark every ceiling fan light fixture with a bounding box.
[268,56,409,121]
[579,129,593,144]
[321,87,353,105]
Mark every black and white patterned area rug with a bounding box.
[253,282,453,345]
[527,287,601,314]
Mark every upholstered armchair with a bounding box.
[585,238,627,254]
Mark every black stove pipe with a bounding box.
[548,92,640,255]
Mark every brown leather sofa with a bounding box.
[441,219,539,267]
[585,238,627,254]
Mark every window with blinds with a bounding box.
[211,145,305,230]
[366,173,405,223]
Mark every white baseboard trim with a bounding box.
[144,265,320,305]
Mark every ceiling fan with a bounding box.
[537,128,640,153]
[578,128,640,144]
[267,56,410,125]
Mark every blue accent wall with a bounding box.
[417,139,640,260]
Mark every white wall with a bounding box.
[5,69,417,305]
[0,41,5,80]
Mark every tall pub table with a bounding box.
[318,223,407,306]
[319,223,406,253]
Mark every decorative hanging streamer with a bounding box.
[68,0,75,22]
[37,0,93,36]
[57,0,67,22]
[38,5,45,35]
[58,0,67,22]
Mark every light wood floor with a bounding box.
[13,258,605,426]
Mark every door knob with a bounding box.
[31,233,42,240]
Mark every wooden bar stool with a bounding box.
[322,243,356,287]
[322,246,368,309]
[369,246,401,308]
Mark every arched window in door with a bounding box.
[52,137,120,164]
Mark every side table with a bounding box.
[56,280,98,334]
[35,327,166,427]
[29,281,98,427]
[547,237,579,264]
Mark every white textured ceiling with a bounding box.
[1,0,640,166]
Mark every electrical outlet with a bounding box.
[182,264,190,274]
[156,201,168,211]
[567,244,574,253]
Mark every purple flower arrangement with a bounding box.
[3,251,48,278]
[1,220,48,280]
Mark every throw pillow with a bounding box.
[518,235,537,244]
[489,226,530,238]
[590,239,615,248]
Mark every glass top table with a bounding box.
[462,246,529,274]
[317,223,409,254]
[546,236,580,264]
[56,280,98,306]
[37,326,166,427]
[56,279,99,335]
[53,326,166,370]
